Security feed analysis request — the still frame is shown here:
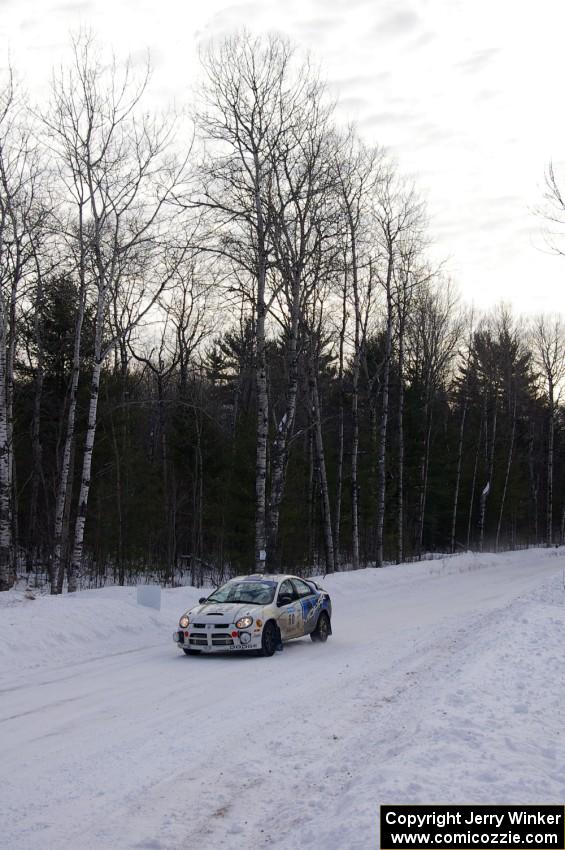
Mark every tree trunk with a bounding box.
[450,393,467,553]
[350,362,360,570]
[375,266,393,567]
[527,424,539,543]
[349,233,363,570]
[368,396,378,553]
[479,397,497,552]
[546,384,554,545]
[28,275,46,569]
[334,276,347,568]
[156,372,173,579]
[68,274,107,593]
[309,360,335,574]
[251,139,270,573]
[0,316,14,590]
[466,412,483,550]
[255,297,268,571]
[334,401,344,568]
[0,270,19,590]
[267,287,300,565]
[69,348,103,591]
[479,483,488,553]
[118,344,129,585]
[6,273,17,567]
[416,396,433,558]
[106,376,124,585]
[306,426,315,567]
[196,415,204,569]
[495,395,516,551]
[396,328,405,565]
[51,284,86,593]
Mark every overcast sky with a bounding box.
[2,0,564,316]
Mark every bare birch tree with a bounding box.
[305,295,335,574]
[45,35,190,590]
[450,312,475,554]
[0,71,47,590]
[373,171,425,566]
[394,251,427,563]
[542,163,565,256]
[197,33,321,570]
[266,81,336,566]
[531,315,565,545]
[335,134,382,569]
[408,278,461,557]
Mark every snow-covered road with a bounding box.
[1,549,564,850]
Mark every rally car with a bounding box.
[173,574,332,657]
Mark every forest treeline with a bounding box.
[1,32,564,593]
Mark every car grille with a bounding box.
[185,633,235,647]
[211,635,234,646]
[192,623,229,630]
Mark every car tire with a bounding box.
[183,648,201,656]
[310,612,331,643]
[258,620,278,657]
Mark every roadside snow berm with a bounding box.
[136,584,161,611]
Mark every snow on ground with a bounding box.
[1,548,564,850]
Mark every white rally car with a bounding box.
[173,574,332,657]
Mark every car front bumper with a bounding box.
[173,627,263,653]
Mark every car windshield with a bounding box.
[206,580,276,605]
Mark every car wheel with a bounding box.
[183,648,201,656]
[310,612,330,643]
[258,621,277,657]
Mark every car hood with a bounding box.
[188,601,264,625]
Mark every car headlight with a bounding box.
[235,616,253,629]
[179,614,189,628]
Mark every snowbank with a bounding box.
[1,546,564,850]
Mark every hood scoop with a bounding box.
[206,611,225,616]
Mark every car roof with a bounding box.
[231,573,302,583]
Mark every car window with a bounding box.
[292,578,314,598]
[207,580,276,604]
[278,579,297,603]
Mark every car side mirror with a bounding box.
[198,597,207,604]
[278,594,293,607]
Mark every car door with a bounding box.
[291,578,320,635]
[276,579,302,639]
